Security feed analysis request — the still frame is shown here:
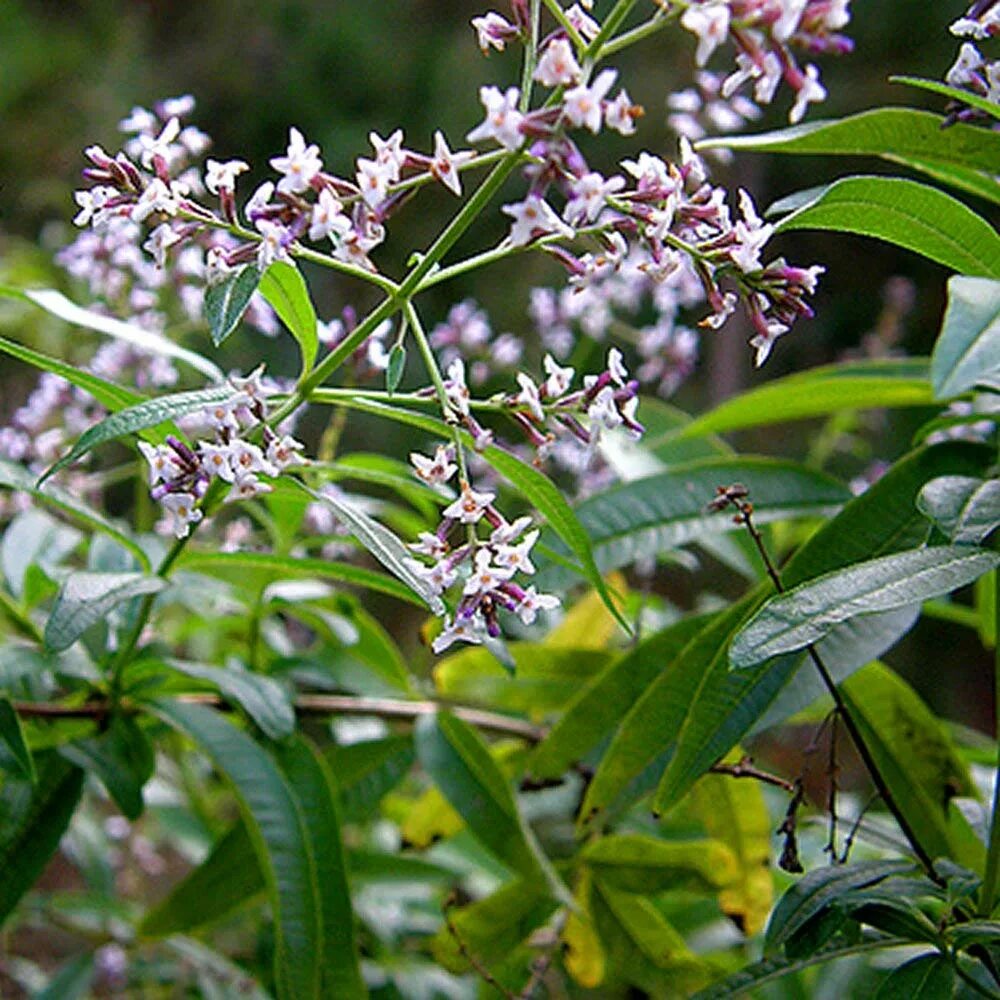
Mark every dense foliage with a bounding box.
[0,1,998,996]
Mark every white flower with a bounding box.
[409,531,449,559]
[534,37,582,87]
[432,615,487,654]
[607,347,629,386]
[267,435,305,470]
[445,358,471,416]
[515,373,545,422]
[245,181,275,223]
[161,492,203,538]
[119,105,157,133]
[463,548,515,597]
[789,65,826,124]
[270,127,323,194]
[773,0,808,42]
[947,43,984,87]
[467,86,524,150]
[502,195,574,246]
[205,158,250,194]
[443,483,495,524]
[410,445,457,485]
[516,586,560,625]
[543,354,574,397]
[681,3,731,66]
[750,319,790,367]
[430,131,474,197]
[702,291,738,330]
[471,12,515,53]
[142,223,181,268]
[229,440,278,479]
[405,557,457,595]
[621,151,671,189]
[138,441,181,485]
[494,529,539,575]
[369,129,406,181]
[566,3,600,40]
[356,157,394,210]
[564,171,625,225]
[309,189,351,242]
[604,89,639,135]
[72,186,115,228]
[138,116,181,168]
[588,385,623,431]
[730,189,773,273]
[256,220,292,271]
[563,69,617,133]
[490,515,533,545]
[199,442,237,482]
[131,179,179,223]
[225,472,274,503]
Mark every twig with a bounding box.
[443,892,515,999]
[826,710,840,864]
[777,779,806,874]
[518,911,568,999]
[710,755,797,793]
[840,792,880,865]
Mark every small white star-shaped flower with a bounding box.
[430,131,474,197]
[270,127,323,194]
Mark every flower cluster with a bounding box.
[947,2,1000,125]
[404,449,559,653]
[667,68,762,161]
[138,370,304,538]
[429,300,523,385]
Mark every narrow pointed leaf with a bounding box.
[4,286,223,380]
[731,547,1000,669]
[918,475,1000,545]
[772,176,1000,278]
[885,154,1000,208]
[874,953,956,999]
[205,265,261,347]
[258,261,318,375]
[44,571,166,653]
[931,276,1000,399]
[386,343,406,394]
[0,697,34,782]
[150,700,322,1000]
[40,384,235,483]
[890,76,1000,122]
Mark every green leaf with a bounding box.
[886,155,1000,208]
[730,546,1000,669]
[918,475,1000,545]
[414,711,570,903]
[0,332,143,411]
[0,697,34,782]
[874,953,956,999]
[294,482,445,614]
[1,285,224,381]
[204,265,261,347]
[60,715,155,820]
[44,571,166,653]
[698,107,1000,174]
[271,735,365,999]
[386,343,406,394]
[157,659,296,740]
[40,384,236,483]
[176,549,425,606]
[931,276,1000,399]
[890,76,1000,122]
[841,663,980,869]
[581,834,737,893]
[536,457,849,589]
[671,359,933,440]
[0,459,150,571]
[150,700,322,1000]
[0,753,84,928]
[530,614,711,780]
[327,735,415,821]
[258,261,318,375]
[34,954,95,1000]
[139,820,261,936]
[949,921,1000,952]
[764,860,914,954]
[772,176,1000,278]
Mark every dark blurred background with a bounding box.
[0,0,992,729]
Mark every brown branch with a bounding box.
[442,892,515,999]
[709,755,797,793]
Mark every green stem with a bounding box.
[519,0,542,113]
[980,569,1000,917]
[599,6,678,58]
[0,588,43,645]
[540,0,585,50]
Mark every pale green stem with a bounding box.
[600,7,678,58]
[540,0,585,50]
[520,0,543,113]
[980,569,1000,917]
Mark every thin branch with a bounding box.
[443,892,516,999]
[710,755,798,793]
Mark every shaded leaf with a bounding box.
[386,343,406,394]
[0,697,34,782]
[258,261,318,375]
[931,276,1000,399]
[890,76,1000,122]
[328,735,415,822]
[44,572,165,653]
[874,953,955,999]
[918,475,1000,545]
[205,265,261,347]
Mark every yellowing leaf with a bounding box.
[563,869,606,989]
[689,764,774,935]
[546,573,629,650]
[397,786,463,849]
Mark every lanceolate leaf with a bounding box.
[536,457,849,589]
[887,155,1000,208]
[258,261,318,375]
[0,460,150,570]
[730,546,1000,669]
[151,700,322,1000]
[772,176,1000,278]
[44,572,166,653]
[930,276,1000,399]
[671,359,932,440]
[0,697,34,782]
[40,384,235,483]
[890,76,1000,122]
[1,286,224,381]
[918,475,1000,545]
[415,712,570,903]
[205,265,261,347]
[697,107,1000,174]
[0,753,84,928]
[873,953,956,999]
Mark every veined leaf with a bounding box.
[176,549,425,606]
[44,571,165,653]
[0,753,84,927]
[536,457,849,589]
[731,546,1000,669]
[0,697,34,782]
[672,359,932,440]
[271,736,365,999]
[764,859,914,954]
[415,712,570,903]
[698,107,1000,174]
[139,821,261,936]
[295,482,444,615]
[0,459,150,571]
[873,953,955,999]
[772,176,1000,278]
[890,76,1000,122]
[563,869,606,988]
[151,700,322,1000]
[886,154,1000,208]
[841,663,979,869]
[204,265,260,347]
[327,735,415,822]
[918,475,1000,545]
[1,286,223,381]
[40,384,236,483]
[258,261,318,376]
[931,276,1000,399]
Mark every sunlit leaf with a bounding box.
[205,265,261,347]
[258,261,318,375]
[931,276,1000,399]
[918,475,1000,545]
